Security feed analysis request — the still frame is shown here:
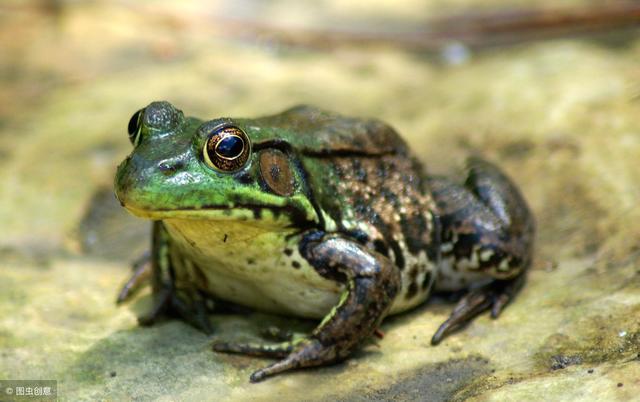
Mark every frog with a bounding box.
[114,101,535,382]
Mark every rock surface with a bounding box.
[1,1,639,400]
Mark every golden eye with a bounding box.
[203,126,250,172]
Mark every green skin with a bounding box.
[115,101,535,382]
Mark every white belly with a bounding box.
[163,218,434,319]
[164,218,343,318]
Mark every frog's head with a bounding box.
[114,101,319,228]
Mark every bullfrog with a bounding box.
[114,101,534,382]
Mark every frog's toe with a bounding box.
[212,340,293,358]
[431,273,526,345]
[170,293,214,334]
[248,338,328,382]
[431,288,493,345]
[260,326,294,342]
[136,287,214,334]
[116,251,152,304]
[215,337,337,382]
[137,286,172,326]
[488,272,526,319]
[249,359,296,383]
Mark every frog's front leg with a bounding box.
[429,157,535,345]
[120,222,214,333]
[213,234,401,382]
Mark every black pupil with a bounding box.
[216,135,244,159]
[127,109,143,137]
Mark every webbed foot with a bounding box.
[119,223,215,334]
[135,287,214,334]
[431,272,526,345]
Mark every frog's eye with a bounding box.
[127,109,144,145]
[203,126,251,172]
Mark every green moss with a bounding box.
[535,309,640,370]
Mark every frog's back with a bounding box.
[261,106,441,313]
[252,105,409,156]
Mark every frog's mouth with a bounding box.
[123,204,317,228]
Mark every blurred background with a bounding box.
[1,1,639,400]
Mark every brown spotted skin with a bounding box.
[300,149,441,312]
[431,158,534,282]
[116,103,535,382]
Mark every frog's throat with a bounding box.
[123,205,316,227]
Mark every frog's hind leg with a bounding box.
[429,157,535,345]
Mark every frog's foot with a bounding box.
[248,339,334,383]
[212,326,302,358]
[431,273,526,345]
[212,340,294,358]
[137,286,171,326]
[116,251,151,304]
[169,290,215,334]
[260,326,294,342]
[213,234,400,383]
[137,287,214,334]
[213,338,335,382]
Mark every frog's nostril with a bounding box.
[158,160,183,175]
